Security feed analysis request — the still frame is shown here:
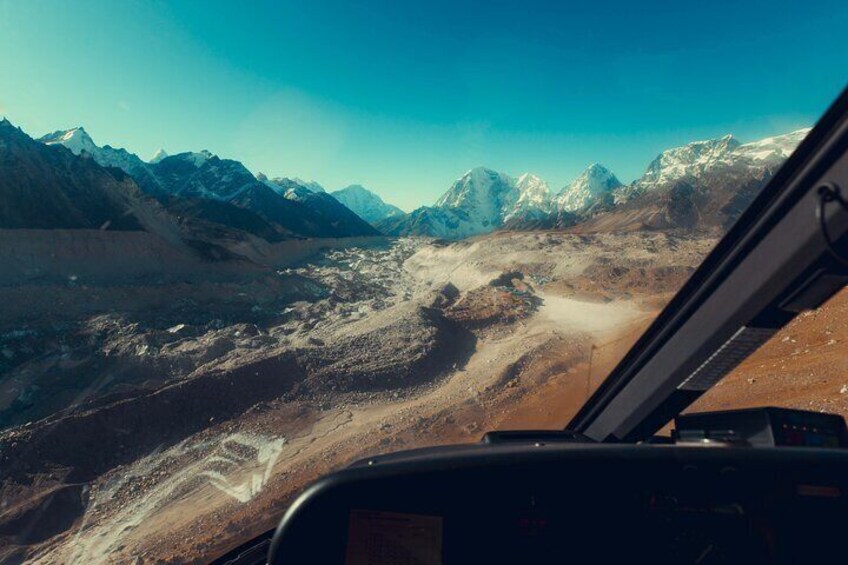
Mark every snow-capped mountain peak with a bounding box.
[636,135,741,192]
[556,163,621,212]
[515,172,549,195]
[436,167,513,211]
[150,148,169,164]
[427,167,554,237]
[735,128,811,164]
[41,126,99,156]
[331,184,404,225]
[623,129,810,202]
[503,173,553,222]
[39,126,165,196]
[157,149,216,168]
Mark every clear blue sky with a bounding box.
[2,0,846,211]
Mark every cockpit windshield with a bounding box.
[1,2,847,562]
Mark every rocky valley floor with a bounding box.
[1,231,844,564]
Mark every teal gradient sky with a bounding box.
[2,0,846,211]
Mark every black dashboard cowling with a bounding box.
[267,443,848,564]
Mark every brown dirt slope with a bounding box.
[688,287,848,418]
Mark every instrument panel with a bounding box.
[270,444,848,564]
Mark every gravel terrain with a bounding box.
[4,231,838,564]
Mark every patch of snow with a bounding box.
[735,128,810,164]
[291,178,326,193]
[187,150,214,167]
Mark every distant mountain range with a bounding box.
[40,126,168,199]
[380,128,809,237]
[331,184,405,225]
[2,122,171,233]
[33,124,379,241]
[3,117,810,247]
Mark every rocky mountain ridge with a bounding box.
[381,128,810,237]
[33,124,379,241]
[32,120,810,240]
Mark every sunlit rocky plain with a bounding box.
[1,230,715,563]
